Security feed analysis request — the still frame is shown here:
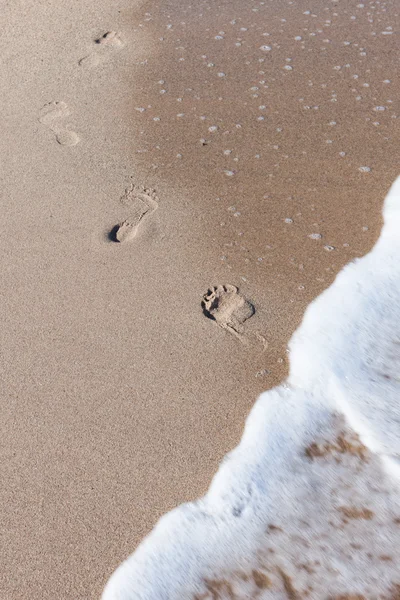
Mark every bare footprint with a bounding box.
[95,31,124,47]
[202,285,255,341]
[38,101,80,146]
[79,31,124,67]
[111,185,158,243]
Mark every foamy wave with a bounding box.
[102,177,400,600]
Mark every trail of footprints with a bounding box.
[37,30,160,244]
[38,29,263,352]
[38,30,124,145]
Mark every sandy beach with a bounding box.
[1,0,399,598]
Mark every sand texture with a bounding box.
[1,0,399,598]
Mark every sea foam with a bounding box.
[102,177,400,600]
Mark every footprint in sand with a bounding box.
[38,101,80,146]
[110,185,159,243]
[202,285,255,341]
[78,31,124,68]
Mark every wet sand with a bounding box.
[1,0,399,598]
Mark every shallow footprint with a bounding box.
[39,101,70,126]
[114,200,150,243]
[53,129,80,147]
[112,185,158,243]
[202,285,255,340]
[38,101,80,146]
[79,31,124,67]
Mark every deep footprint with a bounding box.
[112,185,158,243]
[202,285,255,339]
[38,101,80,146]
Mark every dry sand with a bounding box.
[1,0,399,598]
